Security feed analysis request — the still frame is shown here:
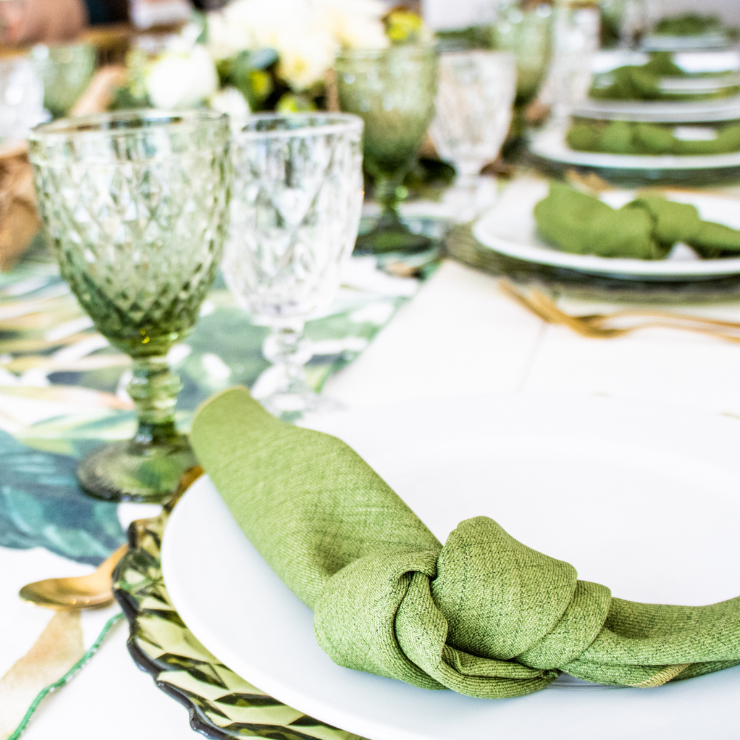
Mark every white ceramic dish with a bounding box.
[580,52,740,123]
[572,95,740,123]
[529,125,740,175]
[473,178,740,279]
[642,33,732,52]
[163,394,740,740]
[591,50,740,76]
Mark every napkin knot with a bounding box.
[314,516,612,697]
[192,388,740,699]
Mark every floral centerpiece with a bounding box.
[112,1,429,117]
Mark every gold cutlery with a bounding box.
[499,280,740,344]
[18,466,204,610]
[19,545,127,610]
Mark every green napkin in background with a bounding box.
[590,52,685,101]
[654,13,724,36]
[191,387,740,699]
[567,119,740,156]
[534,183,740,260]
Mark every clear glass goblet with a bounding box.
[29,110,232,502]
[223,113,364,420]
[335,45,438,254]
[429,50,517,222]
[31,43,96,119]
[0,54,45,143]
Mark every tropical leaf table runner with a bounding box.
[0,238,430,739]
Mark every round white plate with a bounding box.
[529,125,740,173]
[642,33,732,52]
[572,95,740,123]
[163,394,740,740]
[473,178,740,279]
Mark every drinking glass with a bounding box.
[549,4,601,124]
[335,45,438,253]
[31,43,96,119]
[0,55,45,143]
[223,113,364,419]
[29,110,231,502]
[490,2,553,106]
[429,51,516,221]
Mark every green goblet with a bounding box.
[29,110,231,502]
[31,43,96,119]
[491,3,553,108]
[335,45,438,253]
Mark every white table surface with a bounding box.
[8,258,740,739]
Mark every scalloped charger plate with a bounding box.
[163,394,740,740]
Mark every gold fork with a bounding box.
[499,280,740,344]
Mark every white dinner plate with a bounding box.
[529,125,740,176]
[580,52,740,123]
[473,178,740,279]
[642,33,733,52]
[163,394,740,740]
[572,95,740,123]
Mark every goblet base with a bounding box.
[77,436,197,503]
[355,221,433,255]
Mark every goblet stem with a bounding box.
[374,174,406,225]
[444,166,496,223]
[76,352,196,503]
[252,318,327,420]
[357,171,432,255]
[128,355,183,446]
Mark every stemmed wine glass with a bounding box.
[429,50,517,222]
[222,113,364,420]
[29,110,232,502]
[335,45,438,253]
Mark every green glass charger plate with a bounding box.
[445,222,740,303]
[113,506,365,740]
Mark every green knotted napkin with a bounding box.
[590,53,685,101]
[567,119,740,156]
[534,183,740,260]
[190,387,740,699]
[654,13,724,36]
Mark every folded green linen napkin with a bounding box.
[654,13,724,36]
[190,387,740,698]
[590,53,685,101]
[534,183,740,260]
[566,119,740,156]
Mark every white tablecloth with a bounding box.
[9,259,740,739]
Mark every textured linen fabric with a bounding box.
[190,387,740,698]
[566,120,740,155]
[534,183,740,260]
[589,53,685,101]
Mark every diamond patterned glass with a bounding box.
[429,51,516,221]
[335,45,438,253]
[29,110,231,502]
[223,113,364,419]
[31,43,96,119]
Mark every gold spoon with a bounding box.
[18,467,205,611]
[19,544,128,610]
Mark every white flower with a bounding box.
[316,0,389,49]
[209,86,251,130]
[277,26,338,90]
[207,10,253,60]
[333,12,389,49]
[146,44,219,110]
[205,0,389,86]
